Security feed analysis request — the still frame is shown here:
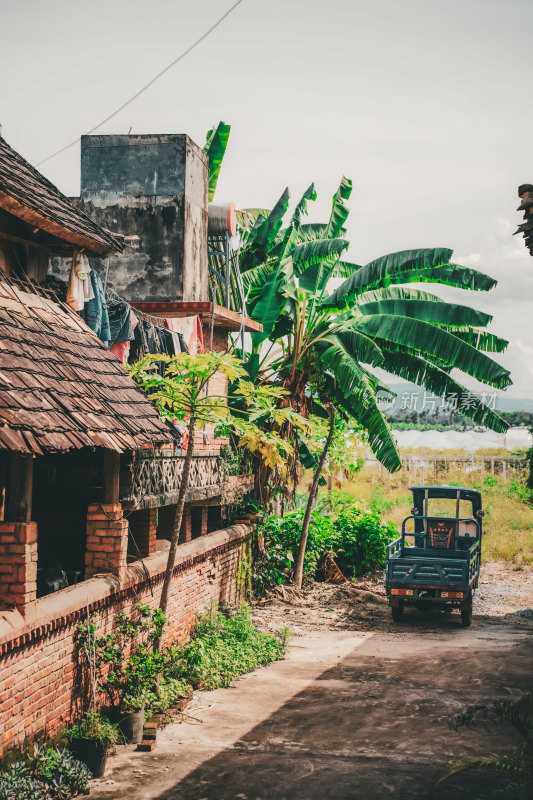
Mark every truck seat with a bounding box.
[457,519,477,538]
[427,519,456,550]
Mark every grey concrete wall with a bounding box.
[73,134,208,302]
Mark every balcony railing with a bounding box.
[121,449,223,510]
[120,449,254,510]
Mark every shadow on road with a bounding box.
[152,626,533,800]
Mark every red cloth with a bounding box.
[110,340,130,363]
[164,315,204,354]
[110,311,138,363]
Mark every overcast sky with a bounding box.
[1,0,532,398]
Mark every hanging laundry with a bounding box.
[67,251,94,312]
[129,316,149,363]
[108,298,134,346]
[159,326,183,357]
[80,269,111,345]
[165,316,202,354]
[110,311,138,363]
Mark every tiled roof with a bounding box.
[0,279,176,454]
[0,137,122,256]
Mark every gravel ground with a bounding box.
[252,563,533,635]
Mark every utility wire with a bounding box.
[36,0,244,167]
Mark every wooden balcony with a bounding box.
[120,449,253,510]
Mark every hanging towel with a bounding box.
[67,252,94,312]
[80,269,111,345]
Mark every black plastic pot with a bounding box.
[118,705,145,743]
[69,737,108,778]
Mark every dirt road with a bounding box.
[89,568,533,800]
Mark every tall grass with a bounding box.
[330,455,533,568]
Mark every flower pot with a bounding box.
[69,737,108,778]
[118,705,145,743]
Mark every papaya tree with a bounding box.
[128,351,307,614]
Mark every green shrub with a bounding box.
[334,508,397,577]
[64,710,120,747]
[0,745,92,800]
[167,604,287,690]
[255,496,397,593]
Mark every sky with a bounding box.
[1,0,532,398]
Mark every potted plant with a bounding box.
[65,710,119,777]
[77,603,166,744]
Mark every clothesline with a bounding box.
[104,286,169,332]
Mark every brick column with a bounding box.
[128,508,158,558]
[200,506,208,537]
[0,521,37,613]
[85,503,128,583]
[179,506,192,544]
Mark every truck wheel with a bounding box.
[391,600,404,622]
[460,593,472,627]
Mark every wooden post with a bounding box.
[103,450,121,504]
[7,453,33,522]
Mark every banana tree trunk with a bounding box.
[294,406,335,589]
[159,414,197,616]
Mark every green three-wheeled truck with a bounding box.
[386,485,484,626]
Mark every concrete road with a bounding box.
[89,613,533,800]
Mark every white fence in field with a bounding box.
[367,453,528,483]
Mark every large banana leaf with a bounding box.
[355,314,511,388]
[291,237,349,271]
[376,349,509,433]
[252,256,294,341]
[240,188,289,271]
[330,261,363,280]
[319,333,384,382]
[278,184,317,259]
[326,248,497,306]
[358,286,444,304]
[325,177,353,239]
[322,373,401,471]
[357,298,492,328]
[298,222,347,242]
[438,327,509,353]
[204,121,231,202]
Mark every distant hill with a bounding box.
[378,382,533,413]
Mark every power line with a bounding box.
[36,0,244,167]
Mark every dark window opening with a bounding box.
[157,504,176,542]
[190,506,203,540]
[207,505,222,533]
[32,452,96,598]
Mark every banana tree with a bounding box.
[238,179,511,573]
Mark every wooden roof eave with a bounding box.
[0,190,120,257]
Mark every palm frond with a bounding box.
[204,121,231,202]
[376,349,509,432]
[291,237,349,270]
[354,314,511,388]
[358,298,492,328]
[325,176,352,239]
[326,248,497,306]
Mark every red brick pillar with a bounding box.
[179,506,192,544]
[0,521,37,613]
[128,508,158,558]
[200,506,208,536]
[85,503,128,583]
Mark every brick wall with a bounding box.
[0,522,38,612]
[0,524,252,755]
